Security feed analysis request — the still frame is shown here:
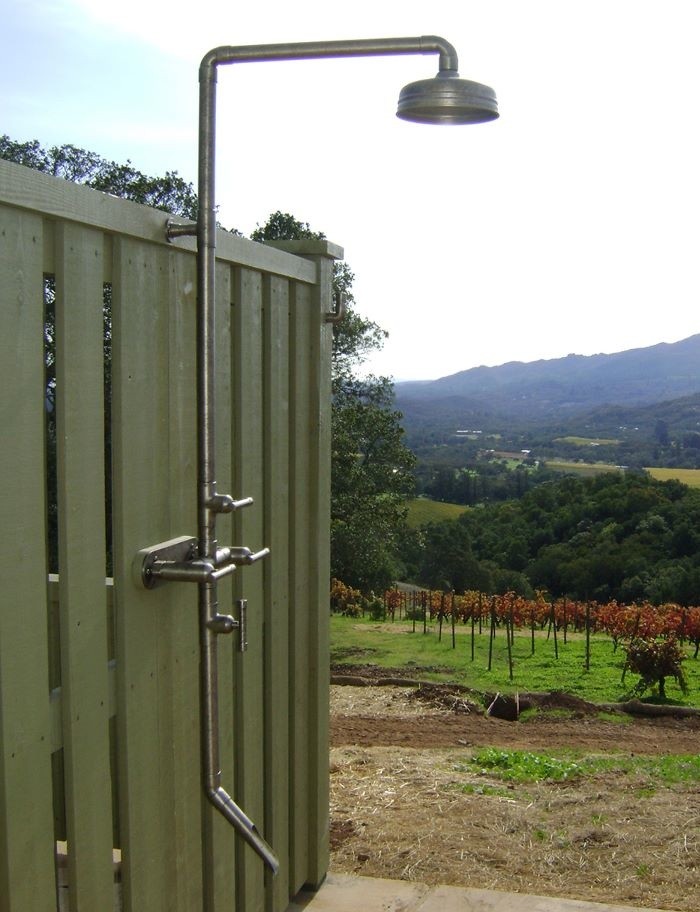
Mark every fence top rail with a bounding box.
[0,158,342,281]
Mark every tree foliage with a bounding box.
[408,471,700,604]
[331,376,415,591]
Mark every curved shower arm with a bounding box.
[200,36,459,75]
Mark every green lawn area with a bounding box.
[406,497,467,527]
[330,614,700,707]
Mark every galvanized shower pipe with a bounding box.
[191,34,495,879]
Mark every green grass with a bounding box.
[405,497,467,527]
[456,782,514,798]
[519,706,632,724]
[464,748,583,782]
[454,748,700,785]
[330,614,700,706]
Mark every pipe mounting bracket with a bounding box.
[134,535,198,589]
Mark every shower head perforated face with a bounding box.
[396,71,498,124]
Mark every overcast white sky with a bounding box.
[3,1,699,380]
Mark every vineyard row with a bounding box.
[330,579,700,652]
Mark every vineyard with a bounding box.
[330,579,700,703]
[332,579,700,650]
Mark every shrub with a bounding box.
[330,578,362,615]
[366,595,385,621]
[623,636,688,699]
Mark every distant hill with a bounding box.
[395,335,700,436]
[571,393,700,438]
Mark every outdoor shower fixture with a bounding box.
[138,35,498,877]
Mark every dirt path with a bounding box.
[329,683,700,912]
[332,707,700,754]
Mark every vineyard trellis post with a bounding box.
[487,597,497,671]
[506,603,514,681]
[585,601,592,670]
[470,604,476,661]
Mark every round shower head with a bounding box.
[397,71,498,124]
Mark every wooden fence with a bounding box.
[0,158,336,911]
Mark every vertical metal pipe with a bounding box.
[197,48,221,848]
[196,53,280,882]
[198,56,218,558]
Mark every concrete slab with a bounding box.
[289,872,430,912]
[287,872,670,912]
[415,882,668,912]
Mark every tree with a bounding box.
[331,377,415,590]
[417,519,492,593]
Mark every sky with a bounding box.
[2,0,700,381]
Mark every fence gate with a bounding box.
[0,158,336,912]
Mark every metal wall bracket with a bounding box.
[165,218,197,242]
[325,290,346,324]
[134,536,198,589]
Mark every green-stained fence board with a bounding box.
[55,221,115,910]
[288,280,313,892]
[111,236,182,911]
[263,274,291,912]
[232,266,267,912]
[157,245,203,912]
[303,254,333,888]
[205,259,237,912]
[0,205,56,910]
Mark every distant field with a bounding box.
[546,460,621,477]
[406,497,467,526]
[544,461,700,487]
[646,466,700,488]
[554,435,621,446]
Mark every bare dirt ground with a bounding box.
[329,677,700,911]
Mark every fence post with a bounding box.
[270,239,340,891]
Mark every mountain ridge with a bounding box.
[395,334,700,427]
